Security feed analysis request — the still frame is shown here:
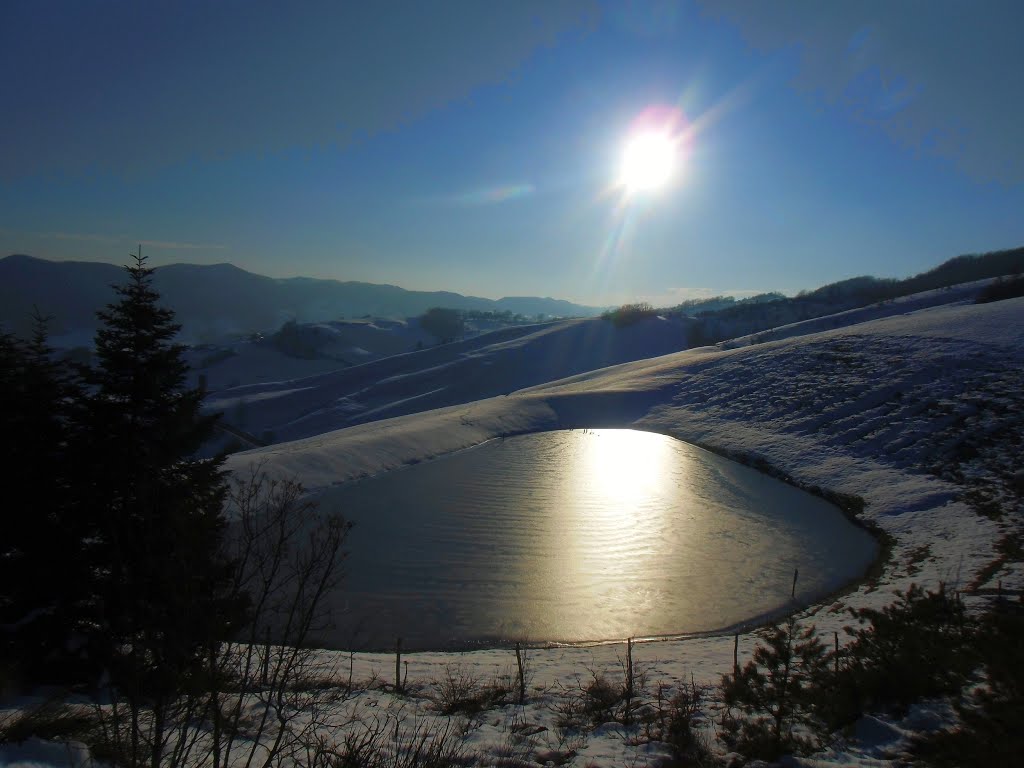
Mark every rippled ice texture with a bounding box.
[317,429,877,650]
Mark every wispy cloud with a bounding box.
[0,3,598,179]
[419,183,536,207]
[698,0,1024,183]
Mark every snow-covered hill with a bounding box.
[208,314,694,443]
[214,295,1023,767]
[210,279,1009,447]
[224,292,1024,605]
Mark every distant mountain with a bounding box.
[486,295,588,317]
[0,255,601,343]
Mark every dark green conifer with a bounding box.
[79,251,247,722]
[0,312,86,681]
[721,617,831,759]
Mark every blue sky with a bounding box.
[2,0,1022,306]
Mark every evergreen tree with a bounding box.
[0,313,86,681]
[838,583,974,715]
[721,617,831,759]
[79,252,246,756]
[912,596,1024,767]
[419,307,464,343]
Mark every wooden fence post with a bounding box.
[515,642,526,704]
[626,637,634,698]
[395,637,402,693]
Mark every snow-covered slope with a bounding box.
[215,296,1024,767]
[211,279,1006,446]
[721,277,995,349]
[209,314,693,443]
[185,318,437,391]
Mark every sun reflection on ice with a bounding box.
[579,428,673,509]
[556,428,685,636]
[316,428,877,648]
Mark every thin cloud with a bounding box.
[0,2,599,179]
[698,0,1024,184]
[420,183,537,207]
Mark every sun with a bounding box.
[619,131,677,194]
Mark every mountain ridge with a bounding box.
[0,254,603,341]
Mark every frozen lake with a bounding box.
[316,429,877,651]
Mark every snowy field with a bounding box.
[5,293,1021,767]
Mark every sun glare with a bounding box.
[619,132,676,193]
[613,105,689,199]
[579,429,671,509]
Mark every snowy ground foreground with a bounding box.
[219,295,1023,767]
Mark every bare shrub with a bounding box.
[615,639,651,729]
[553,645,651,733]
[483,709,543,768]
[319,712,475,768]
[431,665,513,717]
[642,678,715,766]
[91,465,353,767]
[0,700,95,745]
